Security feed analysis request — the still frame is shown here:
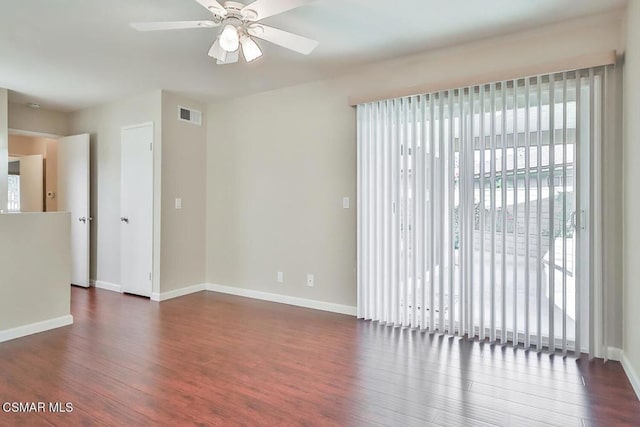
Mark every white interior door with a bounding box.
[18,154,43,212]
[121,123,153,297]
[57,134,90,287]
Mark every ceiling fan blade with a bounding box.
[217,50,239,65]
[247,24,318,55]
[241,0,315,21]
[131,20,218,31]
[208,39,227,61]
[195,0,227,17]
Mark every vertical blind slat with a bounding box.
[457,89,466,336]
[562,75,568,355]
[469,87,475,337]
[536,77,543,352]
[479,86,486,341]
[490,83,497,343]
[376,104,382,318]
[401,98,408,326]
[391,99,400,325]
[512,80,519,345]
[575,75,582,356]
[429,94,436,331]
[602,66,609,359]
[439,92,446,332]
[356,106,363,318]
[588,69,596,359]
[411,96,419,328]
[422,95,429,329]
[524,77,531,349]
[383,101,391,323]
[449,90,456,334]
[501,82,508,344]
[549,77,556,353]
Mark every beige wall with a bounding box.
[206,12,624,310]
[9,134,47,155]
[160,92,207,292]
[623,1,640,389]
[68,90,162,291]
[8,134,58,211]
[0,89,7,211]
[8,102,69,136]
[207,82,357,306]
[0,212,70,332]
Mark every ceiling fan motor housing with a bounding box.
[220,1,256,20]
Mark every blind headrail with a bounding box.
[348,50,617,106]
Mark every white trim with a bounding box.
[8,128,62,139]
[91,280,122,293]
[206,283,357,316]
[621,352,640,401]
[0,315,73,343]
[606,346,622,361]
[121,121,154,131]
[151,283,207,302]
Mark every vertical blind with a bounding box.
[357,67,611,354]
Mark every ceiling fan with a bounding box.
[131,0,319,64]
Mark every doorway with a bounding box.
[6,130,91,288]
[6,133,56,212]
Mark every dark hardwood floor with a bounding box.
[0,287,639,426]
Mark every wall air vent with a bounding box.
[178,106,202,126]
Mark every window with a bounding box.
[7,174,20,212]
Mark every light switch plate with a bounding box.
[175,198,182,209]
[342,197,350,209]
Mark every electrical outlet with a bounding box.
[277,271,284,283]
[306,274,314,287]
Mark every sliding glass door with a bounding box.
[357,67,609,353]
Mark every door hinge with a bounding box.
[149,142,153,151]
[149,272,152,281]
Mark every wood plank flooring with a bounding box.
[0,287,639,426]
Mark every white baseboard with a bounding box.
[606,346,623,361]
[137,281,356,316]
[91,280,122,293]
[621,351,640,401]
[0,315,74,343]
[206,283,357,316]
[151,283,207,302]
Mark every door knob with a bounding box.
[78,216,86,223]
[120,216,129,223]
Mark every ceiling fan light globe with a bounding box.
[241,36,263,62]
[219,24,239,52]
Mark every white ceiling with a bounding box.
[0,0,626,112]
